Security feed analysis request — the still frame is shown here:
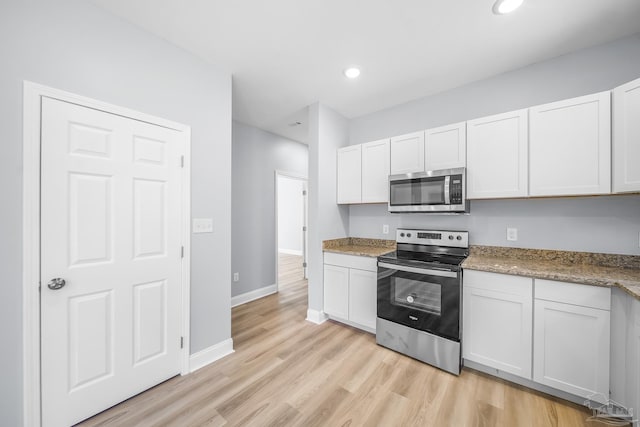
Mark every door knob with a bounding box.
[47,278,66,290]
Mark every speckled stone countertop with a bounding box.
[462,246,640,301]
[323,237,396,258]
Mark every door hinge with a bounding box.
[302,226,307,232]
[180,336,184,349]
[180,155,185,168]
[302,190,307,196]
[181,246,184,258]
[303,262,307,268]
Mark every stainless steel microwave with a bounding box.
[388,167,468,213]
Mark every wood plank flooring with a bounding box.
[79,253,609,427]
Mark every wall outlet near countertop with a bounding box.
[233,272,239,282]
[506,227,518,241]
[383,224,389,234]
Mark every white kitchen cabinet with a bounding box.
[323,264,349,319]
[613,77,640,193]
[466,109,528,199]
[463,270,533,379]
[611,288,640,416]
[336,145,362,204]
[425,122,466,171]
[323,252,378,332]
[390,131,425,175]
[361,139,390,203]
[529,92,611,197]
[348,269,377,330]
[533,279,610,403]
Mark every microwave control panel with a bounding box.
[449,175,463,204]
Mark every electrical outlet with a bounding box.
[233,272,239,282]
[383,224,389,234]
[193,218,214,233]
[506,228,518,241]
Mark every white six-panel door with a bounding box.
[40,97,184,426]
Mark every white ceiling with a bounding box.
[91,0,640,143]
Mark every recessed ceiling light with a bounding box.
[493,0,524,15]
[344,67,361,79]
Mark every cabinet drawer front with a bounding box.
[535,279,610,310]
[324,252,378,272]
[464,270,532,297]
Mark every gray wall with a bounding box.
[307,103,350,314]
[348,33,640,256]
[0,1,232,424]
[231,121,308,297]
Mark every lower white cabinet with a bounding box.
[611,287,640,416]
[323,252,377,332]
[463,270,533,379]
[533,279,611,403]
[323,264,349,319]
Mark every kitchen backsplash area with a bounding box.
[349,194,640,255]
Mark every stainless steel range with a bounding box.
[376,228,469,375]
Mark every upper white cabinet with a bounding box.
[390,131,425,175]
[613,77,640,193]
[361,139,390,203]
[463,270,533,379]
[336,145,362,204]
[533,279,610,403]
[467,109,528,199]
[425,122,466,171]
[530,92,611,197]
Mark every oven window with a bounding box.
[391,277,441,315]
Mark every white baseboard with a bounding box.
[306,308,328,324]
[231,284,277,308]
[278,248,303,256]
[189,338,234,373]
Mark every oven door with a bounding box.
[377,261,460,341]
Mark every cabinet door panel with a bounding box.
[323,265,349,319]
[613,77,640,193]
[463,284,532,379]
[425,122,466,170]
[348,269,377,330]
[337,145,362,204]
[362,139,390,203]
[533,299,610,402]
[390,131,425,174]
[530,92,611,196]
[467,109,528,199]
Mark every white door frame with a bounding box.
[274,170,308,290]
[22,81,192,427]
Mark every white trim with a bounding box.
[189,339,235,373]
[231,284,277,308]
[306,308,329,325]
[278,248,303,256]
[22,81,192,426]
[274,170,308,293]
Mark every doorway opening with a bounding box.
[275,171,308,296]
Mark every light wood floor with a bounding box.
[79,253,608,427]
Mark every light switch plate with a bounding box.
[506,227,518,241]
[193,218,214,233]
[383,224,389,234]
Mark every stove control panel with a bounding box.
[397,228,469,248]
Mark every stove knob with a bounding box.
[448,235,454,240]
[400,233,405,237]
[456,235,462,241]
[407,233,412,238]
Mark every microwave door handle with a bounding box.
[444,175,451,205]
[378,262,457,278]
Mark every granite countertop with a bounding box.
[462,246,640,301]
[323,237,396,258]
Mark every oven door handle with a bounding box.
[378,262,458,278]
